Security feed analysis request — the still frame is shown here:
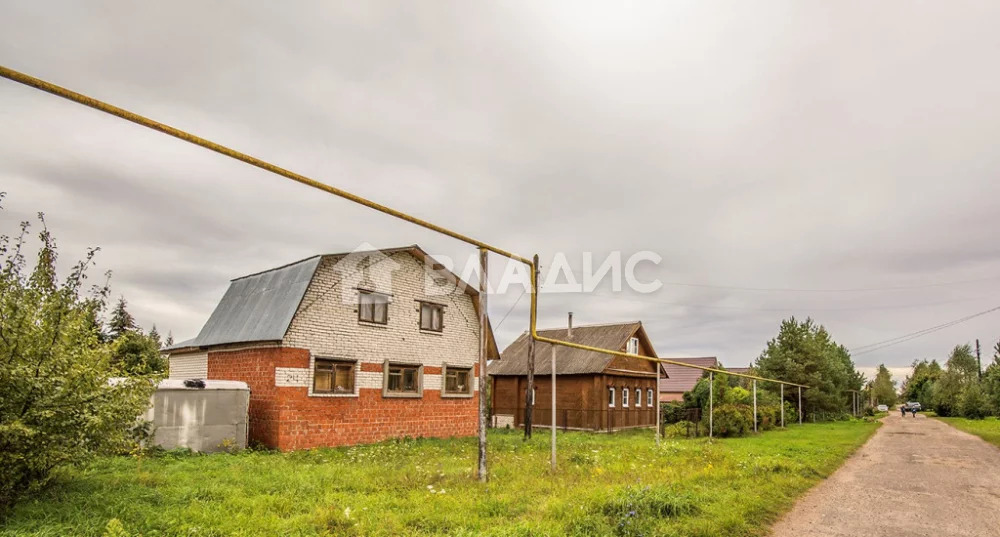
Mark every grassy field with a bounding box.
[935,416,1000,448]
[1,421,879,537]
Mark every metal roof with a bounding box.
[183,256,322,348]
[489,322,650,376]
[659,357,718,393]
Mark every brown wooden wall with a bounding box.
[492,373,657,432]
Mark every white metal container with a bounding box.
[143,379,250,452]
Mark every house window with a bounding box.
[647,388,654,407]
[359,291,389,324]
[635,388,642,408]
[384,362,422,396]
[622,387,629,407]
[531,387,537,405]
[608,386,615,407]
[419,302,444,332]
[443,365,472,395]
[313,358,355,394]
[626,337,639,354]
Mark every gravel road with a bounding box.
[769,413,1000,537]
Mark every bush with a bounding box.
[660,402,688,425]
[959,383,991,420]
[0,213,157,511]
[708,404,754,437]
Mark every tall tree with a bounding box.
[754,317,862,416]
[870,364,896,405]
[0,214,155,510]
[148,324,161,348]
[165,331,174,347]
[107,296,136,341]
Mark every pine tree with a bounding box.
[107,296,136,341]
[148,324,161,348]
[165,331,174,347]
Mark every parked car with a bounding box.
[907,402,922,411]
[877,404,888,412]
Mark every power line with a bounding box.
[493,287,526,330]
[657,275,1000,293]
[849,305,1000,356]
[580,288,998,313]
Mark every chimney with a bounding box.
[567,312,573,339]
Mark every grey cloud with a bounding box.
[2,1,1000,386]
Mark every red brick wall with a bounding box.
[207,346,309,448]
[207,346,478,450]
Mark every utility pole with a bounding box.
[477,248,488,482]
[524,255,539,439]
[976,339,982,380]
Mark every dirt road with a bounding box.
[770,413,1000,537]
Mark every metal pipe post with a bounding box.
[798,386,802,425]
[753,380,758,433]
[655,362,661,445]
[709,372,714,439]
[780,384,785,428]
[550,344,557,471]
[477,248,488,482]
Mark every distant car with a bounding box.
[907,402,922,411]
[877,404,888,412]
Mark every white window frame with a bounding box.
[626,337,639,354]
[622,387,629,408]
[307,354,359,398]
[635,388,642,408]
[608,386,615,407]
[647,388,654,407]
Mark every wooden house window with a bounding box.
[443,365,472,396]
[622,387,629,407]
[608,387,615,407]
[313,358,355,394]
[383,361,422,397]
[647,388,654,407]
[419,302,444,332]
[626,337,639,354]
[635,388,642,408]
[359,291,389,324]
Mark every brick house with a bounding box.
[489,321,663,432]
[165,245,498,451]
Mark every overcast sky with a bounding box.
[3,2,999,385]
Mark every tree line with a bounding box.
[901,342,1000,419]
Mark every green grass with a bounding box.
[1,421,879,537]
[935,416,1000,448]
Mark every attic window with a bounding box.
[359,291,389,324]
[626,337,639,354]
[419,302,444,332]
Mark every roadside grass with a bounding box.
[1,421,879,537]
[935,416,1000,448]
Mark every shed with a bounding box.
[143,379,250,452]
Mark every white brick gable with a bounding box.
[282,251,481,390]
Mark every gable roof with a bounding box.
[658,357,719,394]
[183,255,322,349]
[166,244,498,357]
[489,321,656,376]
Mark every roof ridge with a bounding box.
[231,255,323,282]
[535,320,641,332]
